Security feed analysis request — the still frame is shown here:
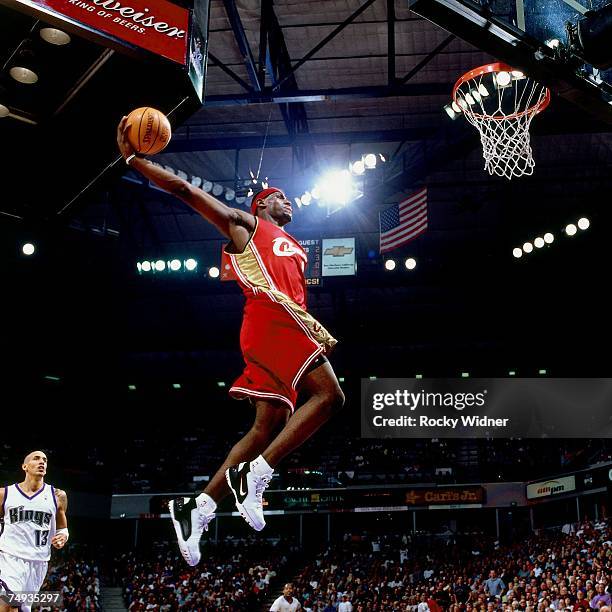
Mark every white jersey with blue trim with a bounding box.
[0,483,57,561]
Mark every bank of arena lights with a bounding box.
[512,217,590,258]
[137,258,199,274]
[384,257,418,271]
[442,71,531,120]
[295,154,386,212]
[144,164,248,206]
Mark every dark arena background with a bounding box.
[1,0,611,610]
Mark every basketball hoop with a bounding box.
[452,63,550,180]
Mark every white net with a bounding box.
[453,67,549,180]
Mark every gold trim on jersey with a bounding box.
[229,242,338,353]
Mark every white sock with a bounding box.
[251,455,274,476]
[196,492,217,514]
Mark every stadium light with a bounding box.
[444,104,458,119]
[565,224,577,236]
[577,217,590,230]
[538,369,547,375]
[405,258,417,270]
[534,237,545,249]
[169,259,181,271]
[141,261,152,272]
[301,191,312,205]
[384,259,396,271]
[184,259,198,271]
[294,197,302,208]
[512,248,522,258]
[217,381,226,387]
[523,242,533,254]
[461,372,470,378]
[351,160,366,174]
[364,153,377,169]
[10,66,38,85]
[544,233,554,244]
[508,370,516,376]
[316,170,354,206]
[209,266,220,278]
[128,384,136,391]
[212,183,223,196]
[22,243,35,255]
[154,260,166,272]
[478,84,490,97]
[40,27,71,45]
[494,71,512,88]
[172,383,181,389]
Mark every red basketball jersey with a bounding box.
[226,217,308,309]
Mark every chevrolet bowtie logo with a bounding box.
[324,246,353,257]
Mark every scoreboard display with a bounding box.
[299,239,322,285]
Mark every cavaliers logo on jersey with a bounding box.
[272,237,307,263]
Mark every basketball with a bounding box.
[125,107,171,155]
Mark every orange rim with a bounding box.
[452,62,551,120]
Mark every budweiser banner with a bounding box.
[19,0,190,64]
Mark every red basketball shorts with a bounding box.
[229,297,326,412]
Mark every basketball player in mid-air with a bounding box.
[0,451,69,612]
[117,118,345,565]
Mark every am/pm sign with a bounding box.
[526,475,576,500]
[322,238,355,277]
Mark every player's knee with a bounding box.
[323,384,345,414]
[250,421,273,440]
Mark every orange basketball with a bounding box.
[125,107,171,155]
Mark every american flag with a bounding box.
[379,187,428,254]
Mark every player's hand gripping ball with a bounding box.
[125,107,172,155]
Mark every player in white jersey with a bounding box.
[270,583,301,612]
[0,451,68,612]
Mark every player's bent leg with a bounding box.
[227,361,344,531]
[263,359,345,467]
[224,400,289,532]
[207,400,289,503]
[170,400,288,564]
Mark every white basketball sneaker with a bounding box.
[169,494,215,566]
[225,456,273,531]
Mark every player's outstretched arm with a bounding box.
[116,118,255,242]
[51,489,68,549]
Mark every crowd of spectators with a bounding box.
[35,549,101,611]
[113,519,609,612]
[289,519,610,612]
[115,538,296,611]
